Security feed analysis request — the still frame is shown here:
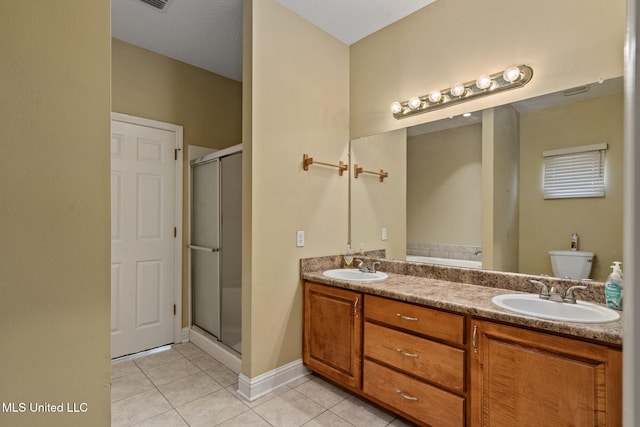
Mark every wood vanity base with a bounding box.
[303,281,622,427]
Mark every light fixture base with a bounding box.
[392,65,533,119]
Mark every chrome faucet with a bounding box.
[563,285,588,304]
[530,279,551,299]
[372,261,381,273]
[356,259,381,273]
[355,259,368,272]
[548,286,565,302]
[529,279,587,304]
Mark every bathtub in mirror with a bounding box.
[350,77,623,282]
[406,255,482,269]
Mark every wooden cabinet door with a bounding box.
[303,282,362,390]
[470,319,622,427]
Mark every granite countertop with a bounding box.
[301,257,623,347]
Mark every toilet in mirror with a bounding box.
[549,250,595,280]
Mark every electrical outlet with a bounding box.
[381,227,387,241]
[296,231,305,247]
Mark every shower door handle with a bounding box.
[188,245,220,252]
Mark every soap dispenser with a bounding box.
[343,245,354,268]
[605,261,623,310]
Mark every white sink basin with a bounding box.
[492,294,620,323]
[323,269,388,282]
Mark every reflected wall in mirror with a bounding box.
[350,77,623,282]
[350,129,406,259]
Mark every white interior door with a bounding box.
[111,118,178,358]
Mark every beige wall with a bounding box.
[0,1,111,426]
[407,125,482,247]
[239,0,626,382]
[242,0,254,369]
[112,39,242,326]
[112,38,241,148]
[351,129,407,259]
[483,106,520,272]
[244,0,350,377]
[519,93,623,281]
[350,0,625,139]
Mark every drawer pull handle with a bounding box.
[396,313,419,321]
[396,389,418,401]
[396,348,419,358]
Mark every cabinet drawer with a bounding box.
[364,295,464,345]
[364,322,465,392]
[363,359,464,427]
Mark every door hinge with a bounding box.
[174,227,177,238]
[174,148,181,160]
[173,304,176,315]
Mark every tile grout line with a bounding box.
[119,347,215,426]
[131,352,186,426]
[144,344,259,427]
[136,347,236,427]
[115,344,409,427]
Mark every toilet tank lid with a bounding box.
[549,250,595,257]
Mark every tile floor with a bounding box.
[111,343,416,427]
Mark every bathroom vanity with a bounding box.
[301,257,622,427]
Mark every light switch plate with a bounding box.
[296,230,305,247]
[381,227,387,241]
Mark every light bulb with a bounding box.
[408,97,422,109]
[463,112,472,117]
[503,66,521,83]
[476,74,492,90]
[390,101,402,114]
[428,90,442,103]
[450,83,466,97]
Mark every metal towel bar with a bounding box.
[188,245,219,252]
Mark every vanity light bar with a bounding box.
[391,65,533,119]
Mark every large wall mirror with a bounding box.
[350,77,623,282]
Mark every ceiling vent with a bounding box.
[137,0,173,12]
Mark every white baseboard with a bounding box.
[189,328,242,374]
[180,327,190,343]
[237,359,311,402]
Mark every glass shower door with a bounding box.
[220,152,242,353]
[191,159,221,338]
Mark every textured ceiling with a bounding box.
[111,0,436,81]
[112,0,243,81]
[272,0,436,45]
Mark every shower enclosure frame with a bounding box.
[188,143,242,357]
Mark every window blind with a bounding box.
[543,143,607,199]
